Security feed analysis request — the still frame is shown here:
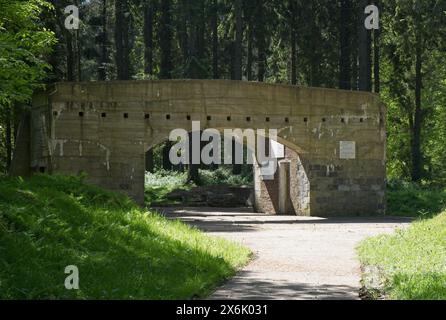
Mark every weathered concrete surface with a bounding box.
[159,207,410,300]
[25,80,386,216]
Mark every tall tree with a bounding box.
[358,0,372,91]
[233,0,243,81]
[289,0,298,85]
[383,0,446,181]
[115,0,132,80]
[339,0,352,90]
[143,1,155,76]
[231,0,243,175]
[244,0,255,81]
[159,0,172,79]
[255,0,266,82]
[373,0,380,93]
[98,0,108,80]
[5,105,12,171]
[211,0,219,79]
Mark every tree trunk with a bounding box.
[231,0,243,174]
[115,0,131,80]
[186,0,199,79]
[308,2,320,87]
[339,0,352,90]
[411,41,423,182]
[98,0,108,80]
[163,141,173,171]
[290,0,297,85]
[66,31,75,81]
[246,23,253,81]
[177,0,189,62]
[233,0,243,81]
[144,1,154,76]
[373,0,380,93]
[232,140,242,175]
[358,0,371,91]
[159,0,172,79]
[145,149,154,173]
[5,104,12,171]
[255,0,266,82]
[187,132,200,183]
[211,0,219,79]
[76,28,82,81]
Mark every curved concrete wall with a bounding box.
[28,80,386,216]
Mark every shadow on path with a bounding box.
[156,207,410,300]
[210,271,358,300]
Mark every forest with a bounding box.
[0,0,445,185]
[1,0,446,301]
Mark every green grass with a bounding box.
[0,174,251,299]
[144,170,190,206]
[358,212,446,299]
[387,182,446,217]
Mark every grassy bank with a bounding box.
[0,174,251,299]
[358,212,446,299]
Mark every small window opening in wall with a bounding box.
[360,118,364,123]
[341,118,345,123]
[145,113,150,119]
[53,111,58,116]
[207,115,212,121]
[186,115,191,120]
[166,114,171,120]
[285,117,289,123]
[101,112,106,118]
[79,111,84,117]
[227,116,231,121]
[266,117,270,122]
[304,117,308,122]
[322,118,326,122]
[39,167,46,173]
[246,116,251,122]
[123,113,129,118]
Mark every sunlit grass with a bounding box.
[0,174,251,299]
[358,212,446,300]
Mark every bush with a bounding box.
[199,167,252,187]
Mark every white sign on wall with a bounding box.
[340,141,356,160]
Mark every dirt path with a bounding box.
[159,207,410,300]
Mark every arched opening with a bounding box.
[143,130,309,215]
[144,135,254,209]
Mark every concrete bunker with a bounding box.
[12,80,387,216]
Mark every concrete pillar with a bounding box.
[278,160,291,214]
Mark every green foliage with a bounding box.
[0,0,56,105]
[144,170,190,206]
[381,0,446,182]
[144,167,253,206]
[199,167,253,187]
[358,212,446,300]
[0,174,251,299]
[387,181,446,217]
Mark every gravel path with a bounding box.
[159,207,410,300]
